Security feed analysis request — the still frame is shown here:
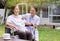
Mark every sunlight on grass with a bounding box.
[0,24,5,38]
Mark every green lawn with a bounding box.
[0,25,60,41]
[0,24,5,38]
[38,27,60,41]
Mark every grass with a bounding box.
[38,27,60,41]
[0,24,5,38]
[0,25,60,41]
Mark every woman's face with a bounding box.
[13,6,19,15]
[30,7,36,16]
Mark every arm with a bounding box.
[6,22,20,31]
[32,18,40,28]
[6,16,20,31]
[21,15,33,26]
[6,22,15,29]
[32,24,39,28]
[22,14,34,26]
[25,22,33,26]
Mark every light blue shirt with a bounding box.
[25,13,40,37]
[25,13,40,28]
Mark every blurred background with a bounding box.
[0,0,60,41]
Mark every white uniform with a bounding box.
[6,14,27,32]
[25,13,40,41]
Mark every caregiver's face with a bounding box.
[30,7,36,16]
[13,6,19,15]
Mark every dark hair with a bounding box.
[11,5,16,14]
[32,6,38,12]
[11,5,19,14]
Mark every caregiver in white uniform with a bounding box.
[25,7,40,41]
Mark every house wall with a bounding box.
[0,9,5,24]
[39,10,50,25]
[40,18,50,25]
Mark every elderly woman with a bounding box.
[6,5,32,41]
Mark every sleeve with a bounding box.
[22,13,30,21]
[22,13,29,17]
[36,17,40,26]
[23,19,27,23]
[6,16,12,23]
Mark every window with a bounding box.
[52,16,60,23]
[49,7,60,23]
[53,7,60,15]
[42,8,48,18]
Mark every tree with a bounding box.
[3,0,60,24]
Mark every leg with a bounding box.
[14,31,27,40]
[35,29,39,41]
[27,27,34,38]
[26,31,32,41]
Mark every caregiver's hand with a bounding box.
[32,24,37,28]
[25,22,33,26]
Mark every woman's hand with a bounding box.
[15,27,21,31]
